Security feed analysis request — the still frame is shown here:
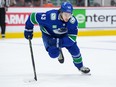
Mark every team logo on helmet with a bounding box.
[61,2,73,13]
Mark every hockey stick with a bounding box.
[56,38,64,63]
[28,37,37,81]
[58,48,64,63]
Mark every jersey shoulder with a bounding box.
[35,9,58,20]
[45,9,59,21]
[46,9,58,14]
[67,15,78,28]
[69,16,78,25]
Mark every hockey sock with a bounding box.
[73,56,83,69]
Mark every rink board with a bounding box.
[1,7,116,38]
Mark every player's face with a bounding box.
[62,12,72,22]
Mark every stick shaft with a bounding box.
[29,38,37,81]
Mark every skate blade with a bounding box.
[81,72,91,76]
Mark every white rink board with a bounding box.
[6,7,116,32]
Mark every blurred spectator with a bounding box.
[16,0,25,6]
[87,0,94,6]
[33,0,40,6]
[93,2,101,6]
[10,0,17,6]
[43,0,54,7]
[88,0,90,6]
[111,0,116,6]
[87,0,100,7]
[76,0,85,6]
[25,0,33,7]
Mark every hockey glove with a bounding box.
[53,27,68,34]
[24,29,33,39]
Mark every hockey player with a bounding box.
[24,2,90,74]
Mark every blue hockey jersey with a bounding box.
[25,9,78,42]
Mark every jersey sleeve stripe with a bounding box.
[68,34,77,42]
[30,13,38,24]
[40,26,50,35]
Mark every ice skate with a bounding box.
[79,66,90,74]
[58,52,64,64]
[1,34,5,39]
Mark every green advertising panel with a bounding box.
[73,9,86,28]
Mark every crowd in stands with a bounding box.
[10,0,54,7]
[10,0,116,7]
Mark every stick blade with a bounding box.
[34,77,37,81]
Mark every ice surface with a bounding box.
[0,36,116,87]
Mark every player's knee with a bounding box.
[68,43,80,56]
[48,46,60,58]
